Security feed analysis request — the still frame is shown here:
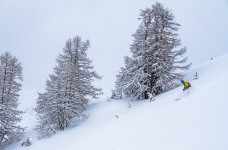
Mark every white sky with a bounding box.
[0,0,228,103]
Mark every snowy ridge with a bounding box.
[7,53,228,150]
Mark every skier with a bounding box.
[181,80,191,91]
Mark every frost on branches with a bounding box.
[114,2,191,100]
[0,52,25,147]
[35,36,102,137]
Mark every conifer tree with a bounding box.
[115,2,191,100]
[114,67,124,99]
[35,36,102,137]
[0,52,24,147]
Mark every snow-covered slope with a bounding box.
[6,54,228,150]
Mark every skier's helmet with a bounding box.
[181,80,184,83]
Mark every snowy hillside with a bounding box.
[6,53,228,150]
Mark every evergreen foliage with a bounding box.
[114,2,191,100]
[0,52,24,147]
[35,36,102,137]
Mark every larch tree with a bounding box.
[35,36,102,137]
[0,52,24,147]
[115,2,191,100]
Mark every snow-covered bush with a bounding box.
[21,137,32,146]
[193,72,199,80]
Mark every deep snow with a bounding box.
[6,53,228,150]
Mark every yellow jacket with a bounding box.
[182,81,190,90]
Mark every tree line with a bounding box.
[0,36,102,147]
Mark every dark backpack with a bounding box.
[187,82,191,87]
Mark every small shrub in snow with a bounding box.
[110,90,115,99]
[193,72,199,80]
[106,97,112,102]
[21,137,32,146]
[127,102,132,108]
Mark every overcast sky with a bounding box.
[0,0,228,105]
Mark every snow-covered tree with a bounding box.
[115,2,191,100]
[121,56,148,99]
[113,67,125,99]
[0,52,24,147]
[35,36,102,137]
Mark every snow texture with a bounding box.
[5,53,228,150]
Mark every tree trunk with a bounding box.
[0,134,5,147]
